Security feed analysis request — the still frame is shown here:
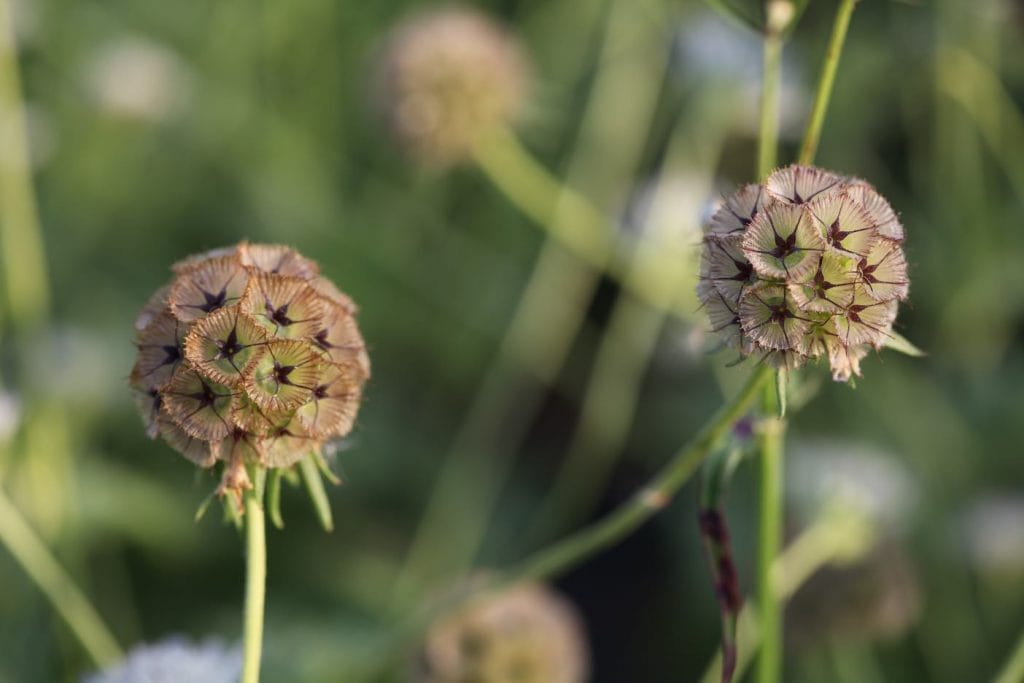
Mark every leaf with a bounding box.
[268,469,285,530]
[775,368,788,418]
[193,487,217,523]
[884,332,926,357]
[299,454,334,532]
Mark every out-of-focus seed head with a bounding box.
[130,242,369,507]
[418,581,589,683]
[375,6,529,167]
[697,165,909,381]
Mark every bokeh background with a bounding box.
[1,0,1023,681]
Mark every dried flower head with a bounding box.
[130,242,369,506]
[375,6,528,167]
[697,165,909,381]
[418,582,589,683]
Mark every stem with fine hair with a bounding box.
[0,488,123,667]
[241,482,267,683]
[797,0,858,165]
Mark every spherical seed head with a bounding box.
[698,165,909,381]
[131,243,370,502]
[418,581,590,683]
[375,6,529,167]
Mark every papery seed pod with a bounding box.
[131,243,369,505]
[697,165,909,381]
[375,6,529,167]
[417,580,590,683]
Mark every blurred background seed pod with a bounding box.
[373,5,529,167]
[415,579,590,683]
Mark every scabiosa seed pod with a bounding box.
[697,165,909,381]
[417,581,590,683]
[375,6,529,167]
[130,242,369,508]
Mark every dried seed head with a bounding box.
[375,6,529,167]
[418,581,590,683]
[131,243,369,505]
[698,165,908,381]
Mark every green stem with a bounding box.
[756,384,786,683]
[507,365,772,583]
[0,0,51,330]
[0,488,122,667]
[758,30,783,180]
[994,629,1024,683]
[797,0,858,165]
[241,485,267,683]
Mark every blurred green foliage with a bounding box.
[1,0,1024,681]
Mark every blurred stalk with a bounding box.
[700,507,875,683]
[241,476,267,683]
[797,0,857,166]
[935,46,1024,200]
[0,488,122,667]
[526,90,735,542]
[0,0,50,329]
[391,0,670,606]
[994,630,1024,683]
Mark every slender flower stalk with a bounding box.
[0,488,123,667]
[755,4,790,681]
[241,483,267,683]
[0,0,51,330]
[755,387,785,683]
[758,30,783,180]
[798,0,858,165]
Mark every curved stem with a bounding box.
[797,0,858,165]
[241,485,267,683]
[0,488,122,667]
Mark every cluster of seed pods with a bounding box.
[130,243,369,504]
[698,165,909,381]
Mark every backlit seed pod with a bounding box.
[375,6,529,167]
[130,242,370,504]
[418,581,590,683]
[697,165,909,381]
